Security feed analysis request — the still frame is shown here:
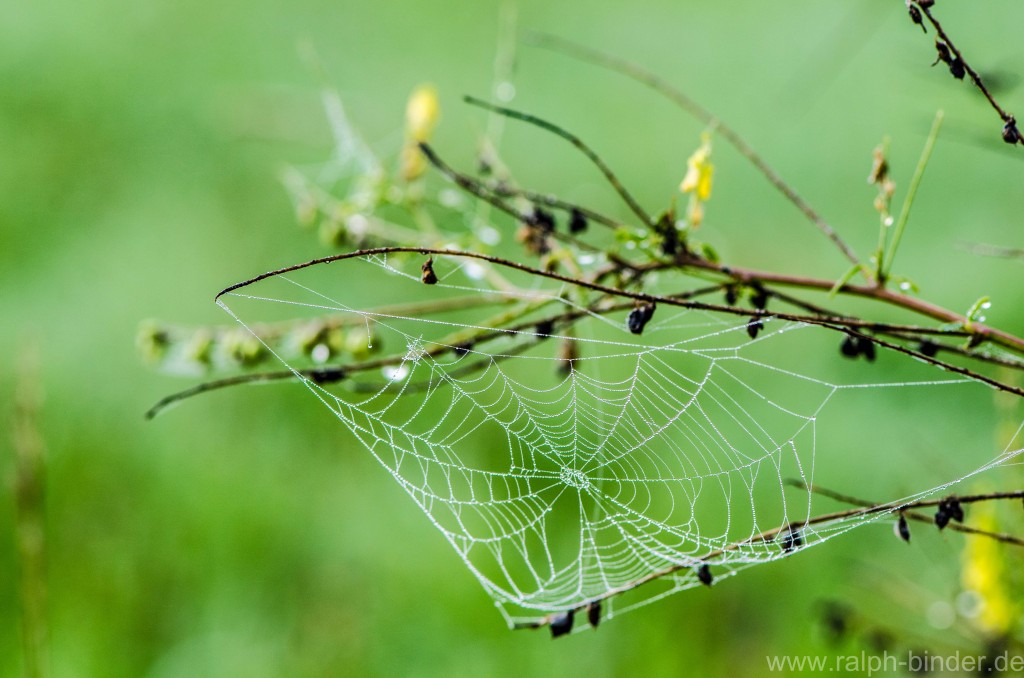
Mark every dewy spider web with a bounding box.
[216,251,1023,630]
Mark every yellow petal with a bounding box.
[697,164,714,201]
[680,163,700,193]
[406,84,440,143]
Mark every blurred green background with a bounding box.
[2,0,1023,675]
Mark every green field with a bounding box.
[2,1,1023,675]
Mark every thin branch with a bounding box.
[422,140,1024,357]
[147,284,735,418]
[524,31,864,267]
[209,247,1024,399]
[462,95,655,227]
[518,486,1024,631]
[913,2,1019,130]
[636,256,1024,356]
[487,184,626,230]
[793,481,1024,547]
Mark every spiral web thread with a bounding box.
[217,253,1024,629]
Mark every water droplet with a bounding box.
[346,214,369,237]
[899,281,912,291]
[981,301,992,309]
[439,188,463,208]
[577,253,596,266]
[496,81,516,102]
[463,262,486,280]
[477,225,500,246]
[382,364,409,381]
[926,600,955,629]
[311,343,330,364]
[884,216,894,227]
[955,590,982,619]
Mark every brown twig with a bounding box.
[524,31,865,267]
[209,246,1024,400]
[518,486,1024,631]
[792,481,1024,546]
[911,1,1022,146]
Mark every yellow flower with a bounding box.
[405,84,440,142]
[961,503,1016,635]
[680,133,714,228]
[680,134,713,201]
[401,84,440,181]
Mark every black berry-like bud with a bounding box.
[587,601,601,629]
[697,563,713,586]
[626,302,656,335]
[569,208,588,234]
[895,514,911,543]
[747,317,763,340]
[949,58,965,80]
[907,3,925,31]
[750,284,769,310]
[781,527,803,553]
[724,285,738,306]
[857,336,877,362]
[840,335,859,358]
[533,207,556,233]
[550,610,574,638]
[1002,118,1021,145]
[421,257,438,285]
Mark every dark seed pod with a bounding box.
[1002,119,1021,145]
[516,223,550,256]
[587,601,601,629]
[309,367,346,385]
[532,207,556,233]
[750,284,769,310]
[421,257,438,285]
[724,285,738,306]
[626,302,656,335]
[568,208,588,234]
[453,343,472,356]
[907,3,925,31]
[933,40,953,67]
[949,58,965,80]
[943,497,964,523]
[747,317,764,340]
[917,0,934,7]
[895,513,911,543]
[918,340,939,358]
[535,319,555,338]
[696,563,713,586]
[935,506,950,530]
[857,336,877,362]
[840,335,859,358]
[550,610,574,638]
[781,526,803,553]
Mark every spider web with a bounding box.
[217,251,1024,629]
